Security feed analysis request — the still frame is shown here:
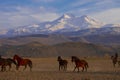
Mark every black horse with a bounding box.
[57,56,68,71]
[0,57,17,71]
[111,53,119,67]
[71,56,89,72]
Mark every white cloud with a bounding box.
[0,6,60,29]
[91,8,120,24]
[31,13,59,22]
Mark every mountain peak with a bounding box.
[61,13,75,19]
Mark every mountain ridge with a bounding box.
[0,14,108,36]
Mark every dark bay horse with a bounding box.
[0,58,17,71]
[57,56,68,71]
[111,53,119,67]
[71,56,89,72]
[13,55,32,71]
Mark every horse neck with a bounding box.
[15,56,23,62]
[8,58,17,65]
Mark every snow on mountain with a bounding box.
[1,13,120,36]
[44,14,104,32]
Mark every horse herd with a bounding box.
[0,55,32,72]
[57,56,89,72]
[0,54,88,72]
[58,53,120,72]
[0,53,120,72]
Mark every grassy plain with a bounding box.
[0,57,120,80]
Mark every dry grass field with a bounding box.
[0,57,120,80]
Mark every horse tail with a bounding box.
[28,60,32,69]
[86,62,89,68]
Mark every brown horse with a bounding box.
[57,56,68,71]
[0,58,17,71]
[13,55,32,71]
[71,56,89,72]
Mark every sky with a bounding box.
[0,0,120,30]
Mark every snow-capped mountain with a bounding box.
[5,14,105,36]
[1,13,120,36]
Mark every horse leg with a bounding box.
[73,66,77,72]
[1,66,4,72]
[82,67,84,72]
[8,64,11,71]
[16,66,19,70]
[28,61,32,71]
[85,65,87,72]
[65,64,67,71]
[118,61,120,67]
[1,65,6,72]
[59,65,61,71]
[61,66,63,70]
[77,67,79,72]
[63,65,66,71]
[23,65,27,71]
[113,63,116,67]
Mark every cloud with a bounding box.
[0,0,120,30]
[91,8,120,24]
[0,6,60,29]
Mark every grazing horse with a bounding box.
[111,53,119,67]
[0,58,17,71]
[57,56,68,71]
[71,56,89,72]
[13,55,32,71]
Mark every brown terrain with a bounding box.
[0,57,120,80]
[0,34,120,80]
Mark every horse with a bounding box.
[71,56,89,72]
[0,58,17,71]
[111,56,117,67]
[111,52,119,67]
[57,56,68,71]
[13,55,32,71]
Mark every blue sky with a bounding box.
[0,0,120,30]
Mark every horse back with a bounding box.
[21,59,32,65]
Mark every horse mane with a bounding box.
[14,55,23,61]
[72,56,80,61]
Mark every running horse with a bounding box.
[13,55,32,71]
[71,56,89,72]
[57,56,68,71]
[0,57,17,71]
[111,53,119,67]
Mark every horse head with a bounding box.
[13,55,18,60]
[71,56,76,62]
[57,56,62,61]
[13,54,23,62]
[71,56,80,62]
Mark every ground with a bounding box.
[0,57,120,80]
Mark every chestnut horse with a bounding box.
[57,56,68,71]
[13,55,32,71]
[71,56,89,72]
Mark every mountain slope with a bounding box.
[2,14,104,36]
[0,42,118,57]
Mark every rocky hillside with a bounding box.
[0,42,118,57]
